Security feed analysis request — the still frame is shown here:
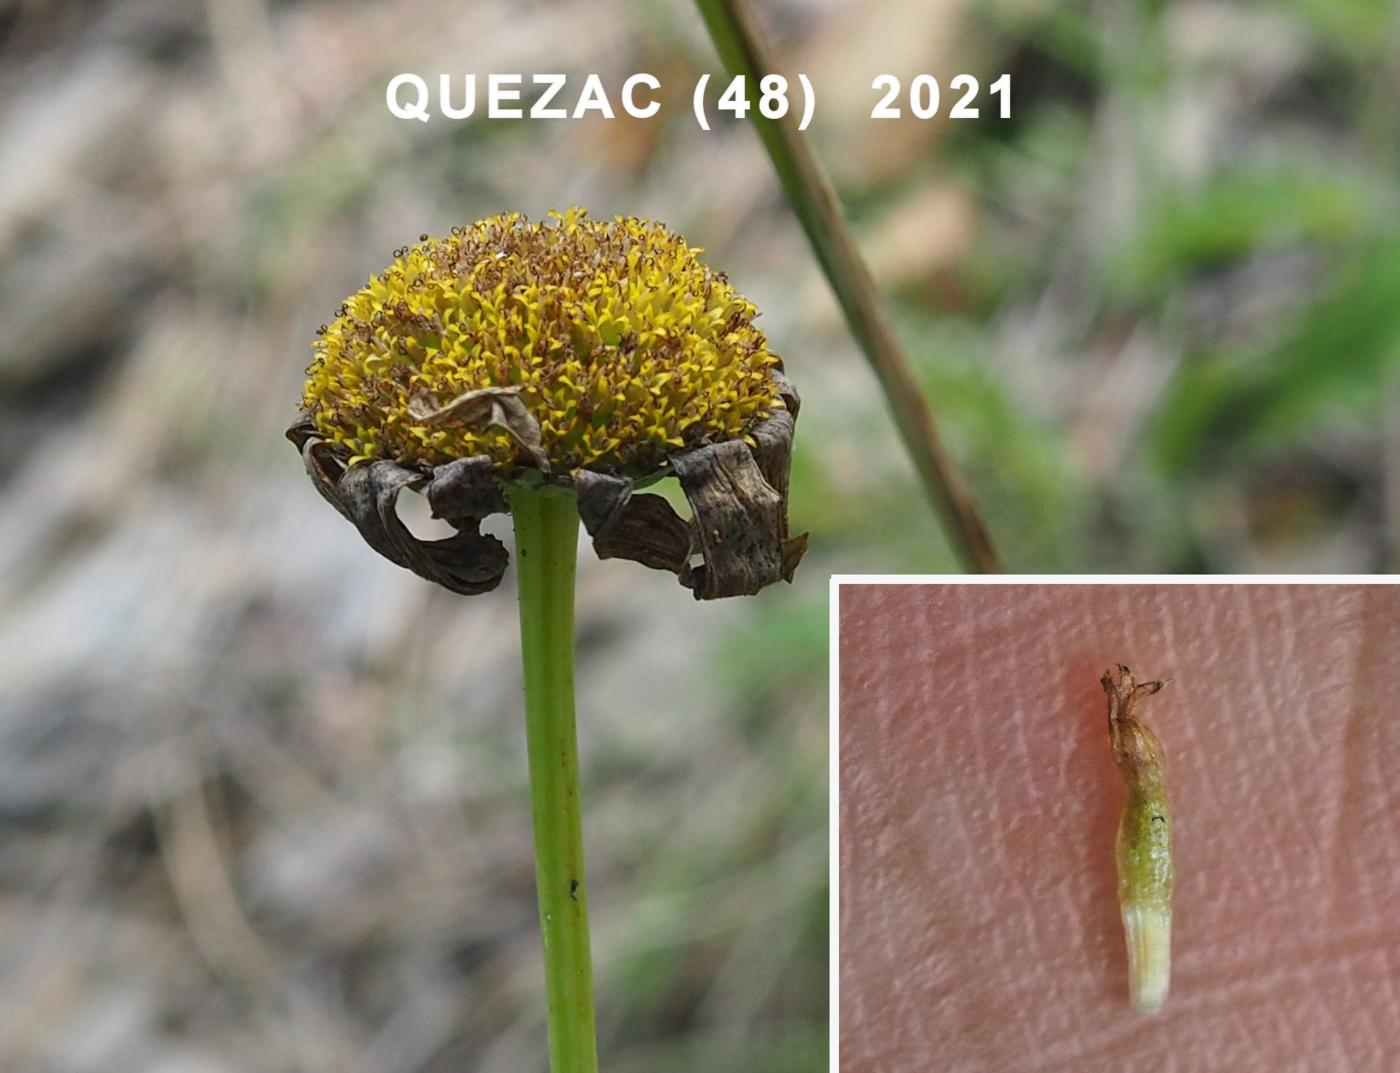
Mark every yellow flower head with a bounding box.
[289,209,805,600]
[301,208,783,476]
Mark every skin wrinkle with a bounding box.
[906,595,987,1053]
[1337,591,1388,905]
[1338,588,1400,1050]
[1198,601,1282,922]
[976,598,1056,1024]
[839,584,1400,1073]
[1302,629,1350,914]
[847,595,958,1063]
[1179,924,1400,991]
[1177,589,1225,851]
[1231,597,1346,924]
[1218,964,1381,1064]
[1016,988,1315,1073]
[1269,594,1353,910]
[953,761,1035,1059]
[974,593,1067,1061]
[838,597,885,1059]
[1237,591,1294,916]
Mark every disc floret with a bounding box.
[302,208,782,476]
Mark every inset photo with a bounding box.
[835,579,1400,1073]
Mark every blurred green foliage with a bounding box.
[777,0,1400,573]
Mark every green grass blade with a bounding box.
[692,0,1003,572]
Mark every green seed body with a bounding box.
[1116,784,1173,910]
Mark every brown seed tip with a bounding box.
[1102,665,1167,784]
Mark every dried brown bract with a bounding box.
[287,364,805,599]
[575,371,806,598]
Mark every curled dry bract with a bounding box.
[287,370,807,600]
[289,422,509,596]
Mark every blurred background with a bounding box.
[0,0,1396,1070]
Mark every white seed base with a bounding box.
[1121,902,1171,1014]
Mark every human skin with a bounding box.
[838,584,1400,1073]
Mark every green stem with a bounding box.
[508,485,598,1073]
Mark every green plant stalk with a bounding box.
[692,0,1003,572]
[508,486,598,1073]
